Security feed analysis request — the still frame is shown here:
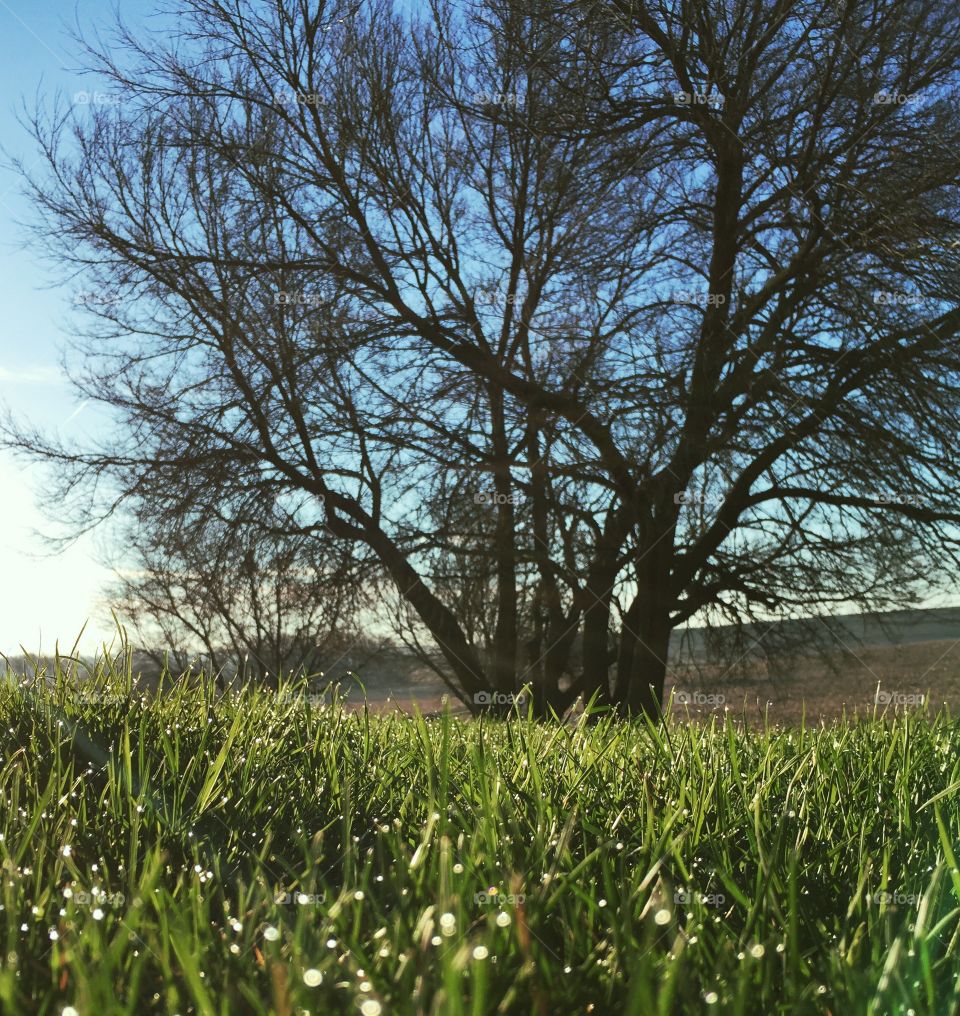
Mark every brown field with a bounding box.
[664,637,960,726]
[332,637,960,725]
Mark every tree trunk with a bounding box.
[613,536,674,716]
[490,389,518,697]
[614,615,670,717]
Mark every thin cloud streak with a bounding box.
[0,364,65,385]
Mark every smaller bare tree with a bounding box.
[108,511,364,688]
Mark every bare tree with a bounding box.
[108,509,364,687]
[6,0,960,715]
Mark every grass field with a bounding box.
[2,654,960,1015]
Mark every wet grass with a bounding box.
[1,650,959,1014]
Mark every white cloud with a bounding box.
[0,364,65,385]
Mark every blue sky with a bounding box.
[0,1,954,656]
[0,0,156,655]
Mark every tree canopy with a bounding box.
[7,0,960,713]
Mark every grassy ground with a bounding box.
[1,654,960,1014]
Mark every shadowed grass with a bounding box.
[0,649,959,1014]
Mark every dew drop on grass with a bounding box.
[92,909,104,921]
[749,943,765,958]
[263,926,280,941]
[654,909,671,925]
[303,969,323,986]
[360,1002,382,1016]
[495,912,511,927]
[704,992,718,1004]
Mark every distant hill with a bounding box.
[668,605,960,661]
[6,605,960,722]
